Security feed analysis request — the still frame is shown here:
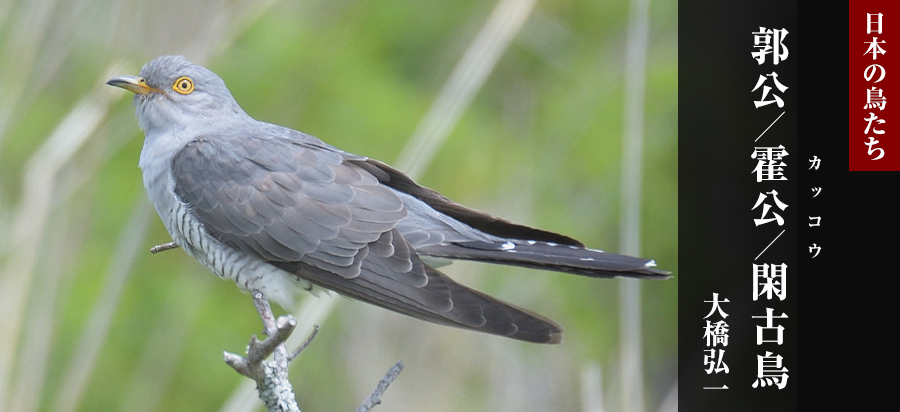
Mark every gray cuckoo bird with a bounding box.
[107,55,669,344]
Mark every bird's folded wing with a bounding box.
[171,133,562,343]
[172,133,407,268]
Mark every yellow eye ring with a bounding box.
[173,77,194,94]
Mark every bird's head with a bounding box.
[107,55,250,135]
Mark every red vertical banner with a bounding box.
[851,2,900,170]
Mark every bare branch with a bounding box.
[252,291,278,335]
[226,292,402,412]
[150,242,179,254]
[249,317,296,366]
[223,291,301,412]
[223,351,251,377]
[354,361,404,412]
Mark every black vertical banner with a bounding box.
[680,2,799,410]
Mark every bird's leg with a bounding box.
[150,241,179,254]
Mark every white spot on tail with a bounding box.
[527,240,536,245]
[645,260,657,267]
[501,241,515,250]
[579,257,595,261]
[586,247,605,253]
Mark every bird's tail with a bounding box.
[418,240,671,280]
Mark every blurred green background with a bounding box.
[0,0,677,411]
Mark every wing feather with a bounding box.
[173,134,405,266]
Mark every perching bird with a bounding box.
[108,55,669,344]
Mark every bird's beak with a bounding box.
[106,75,157,94]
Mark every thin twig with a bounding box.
[354,361,404,412]
[288,325,319,361]
[150,242,179,254]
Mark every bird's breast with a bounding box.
[138,133,311,308]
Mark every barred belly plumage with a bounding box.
[145,167,312,309]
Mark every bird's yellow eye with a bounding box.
[173,77,194,94]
